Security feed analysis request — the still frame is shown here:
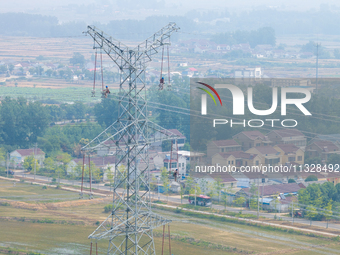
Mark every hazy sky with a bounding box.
[2,0,340,25]
[3,0,340,13]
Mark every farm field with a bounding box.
[1,179,340,255]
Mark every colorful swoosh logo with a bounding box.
[196,82,223,106]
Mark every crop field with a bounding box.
[1,179,340,255]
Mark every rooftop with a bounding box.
[252,146,279,155]
[271,129,304,138]
[212,139,240,147]
[14,148,45,156]
[235,131,265,140]
[241,183,305,196]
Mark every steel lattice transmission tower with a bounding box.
[82,23,180,254]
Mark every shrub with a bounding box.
[42,185,47,189]
[104,204,113,213]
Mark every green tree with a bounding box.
[272,193,280,217]
[305,175,318,182]
[9,64,14,74]
[94,98,119,128]
[214,178,223,202]
[206,182,216,208]
[161,167,170,198]
[288,178,296,183]
[70,52,85,66]
[45,69,53,77]
[327,154,340,165]
[0,97,49,147]
[325,201,333,228]
[305,205,318,220]
[0,148,6,163]
[150,176,157,199]
[23,156,39,172]
[43,157,56,173]
[298,183,336,220]
[56,152,72,164]
[55,166,64,183]
[0,65,7,74]
[185,176,195,194]
[234,196,246,207]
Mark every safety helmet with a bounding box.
[106,86,108,88]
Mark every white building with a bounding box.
[153,151,187,176]
[10,148,45,167]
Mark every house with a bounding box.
[267,129,307,149]
[324,171,340,185]
[233,131,269,151]
[207,139,241,161]
[153,151,187,176]
[194,46,208,54]
[238,182,306,197]
[10,148,45,167]
[193,172,237,190]
[273,144,304,165]
[261,195,296,212]
[306,139,340,161]
[316,134,340,144]
[151,129,186,151]
[216,44,230,51]
[271,78,311,88]
[67,156,117,181]
[177,150,205,167]
[233,172,268,188]
[246,145,282,166]
[212,151,259,169]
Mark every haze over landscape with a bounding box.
[2,1,340,255]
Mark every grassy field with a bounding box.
[1,179,340,254]
[0,78,122,103]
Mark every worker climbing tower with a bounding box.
[82,23,180,254]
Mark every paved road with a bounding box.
[12,171,340,232]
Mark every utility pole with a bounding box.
[6,152,9,178]
[194,183,197,208]
[262,178,264,211]
[291,201,294,224]
[34,143,37,180]
[257,179,260,219]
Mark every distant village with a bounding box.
[8,127,340,212]
[0,37,329,87]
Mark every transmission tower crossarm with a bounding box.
[133,22,180,61]
[86,25,134,69]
